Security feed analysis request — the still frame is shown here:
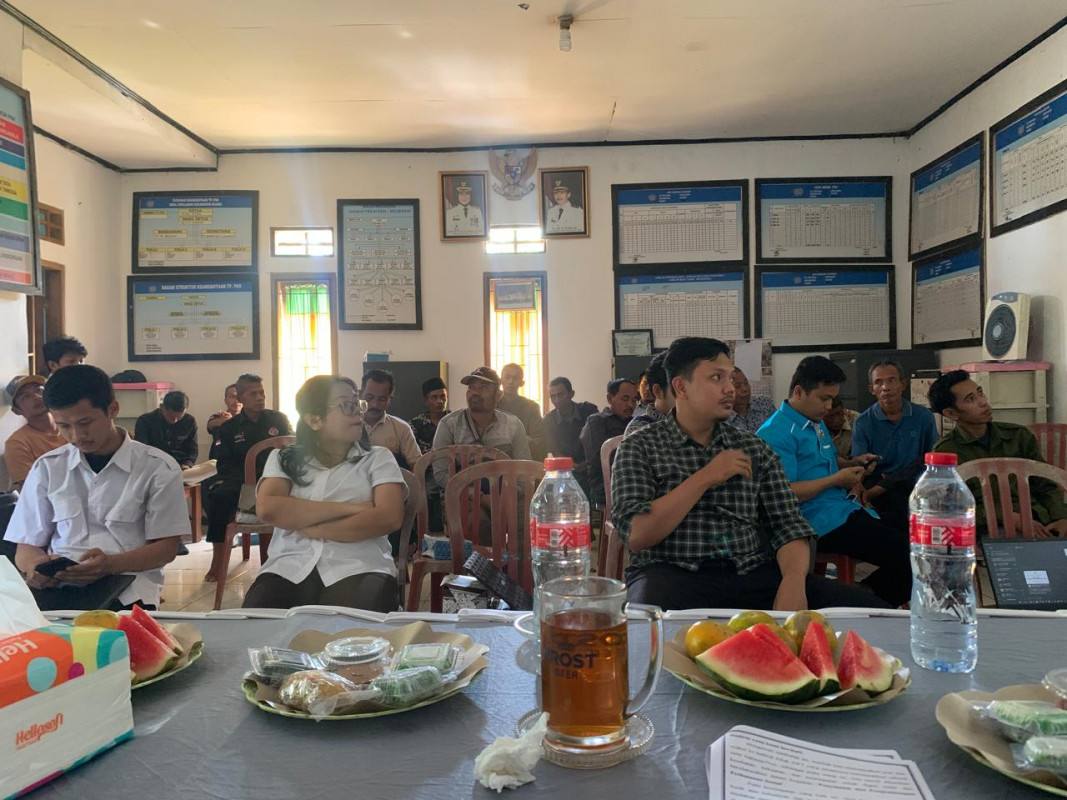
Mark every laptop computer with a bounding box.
[983,537,1067,610]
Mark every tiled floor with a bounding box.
[161,538,997,612]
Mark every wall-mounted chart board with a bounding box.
[755,177,891,263]
[0,76,41,294]
[127,275,259,361]
[132,191,258,273]
[909,134,983,260]
[616,269,748,348]
[337,199,422,330]
[756,266,895,352]
[991,76,1067,237]
[912,243,984,349]
[612,180,748,269]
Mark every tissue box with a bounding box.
[420,534,474,562]
[1,625,134,799]
[442,575,489,612]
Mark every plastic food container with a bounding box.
[318,636,391,685]
[1043,668,1067,710]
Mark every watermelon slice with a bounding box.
[799,621,840,695]
[835,630,895,695]
[130,604,183,656]
[695,628,820,704]
[116,616,177,681]
[749,623,797,657]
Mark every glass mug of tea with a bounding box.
[539,575,663,755]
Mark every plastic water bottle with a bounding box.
[909,452,978,673]
[529,457,592,641]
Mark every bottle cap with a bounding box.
[925,453,958,466]
[544,457,574,471]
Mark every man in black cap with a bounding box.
[409,377,449,455]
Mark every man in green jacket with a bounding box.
[928,369,1067,537]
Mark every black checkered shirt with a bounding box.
[611,412,815,574]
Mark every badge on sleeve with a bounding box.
[268,427,279,436]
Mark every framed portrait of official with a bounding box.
[440,171,489,242]
[539,166,590,238]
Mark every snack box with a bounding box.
[420,534,473,562]
[1,625,133,799]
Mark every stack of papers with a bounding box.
[707,726,935,799]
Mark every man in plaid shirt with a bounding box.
[611,337,886,611]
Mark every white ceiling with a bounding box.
[8,0,1067,169]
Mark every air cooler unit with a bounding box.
[982,291,1030,361]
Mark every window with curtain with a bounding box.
[275,279,334,425]
[485,273,548,412]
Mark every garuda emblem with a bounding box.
[489,148,537,200]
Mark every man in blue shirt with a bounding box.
[851,360,939,532]
[758,356,911,607]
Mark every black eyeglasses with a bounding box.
[328,398,368,417]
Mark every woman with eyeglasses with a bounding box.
[242,375,406,610]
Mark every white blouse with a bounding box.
[257,443,404,586]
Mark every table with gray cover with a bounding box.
[33,611,1067,799]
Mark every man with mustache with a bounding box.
[359,369,420,470]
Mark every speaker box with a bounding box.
[982,291,1030,361]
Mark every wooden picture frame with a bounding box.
[539,166,590,238]
[440,171,489,241]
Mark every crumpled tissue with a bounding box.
[473,712,548,792]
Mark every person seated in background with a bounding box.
[134,390,198,470]
[757,356,911,607]
[543,376,598,493]
[579,378,638,507]
[208,383,242,460]
[243,376,405,611]
[929,369,1067,537]
[409,377,449,455]
[850,360,939,531]
[612,337,885,611]
[203,373,292,582]
[3,375,66,491]
[359,369,421,470]
[42,335,87,375]
[497,363,548,462]
[634,370,655,418]
[624,352,674,438]
[431,366,531,485]
[727,367,776,433]
[825,396,861,459]
[4,365,187,610]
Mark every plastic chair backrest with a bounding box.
[600,435,624,525]
[395,469,423,598]
[598,522,625,581]
[410,445,509,542]
[242,436,296,484]
[444,459,545,593]
[1029,423,1067,471]
[956,457,1067,538]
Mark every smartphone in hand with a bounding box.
[35,556,80,578]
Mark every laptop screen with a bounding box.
[984,538,1067,610]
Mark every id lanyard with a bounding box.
[464,410,491,444]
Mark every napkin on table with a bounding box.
[473,712,548,792]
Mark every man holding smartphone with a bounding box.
[4,365,189,609]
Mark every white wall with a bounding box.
[118,137,909,446]
[909,26,1067,421]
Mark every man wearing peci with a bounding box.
[544,179,584,234]
[445,181,484,235]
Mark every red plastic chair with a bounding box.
[406,445,508,611]
[1030,423,1067,470]
[394,469,422,610]
[813,552,857,584]
[597,435,625,579]
[445,460,545,595]
[213,435,294,610]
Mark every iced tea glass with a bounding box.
[539,575,663,755]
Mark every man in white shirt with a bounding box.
[445,181,484,235]
[5,365,188,609]
[544,180,585,234]
[360,369,422,470]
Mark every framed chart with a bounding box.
[616,269,748,348]
[127,275,259,361]
[0,76,42,294]
[755,265,895,352]
[337,199,422,330]
[132,190,258,273]
[912,243,984,349]
[990,76,1067,237]
[612,180,748,270]
[909,134,983,261]
[755,177,891,263]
